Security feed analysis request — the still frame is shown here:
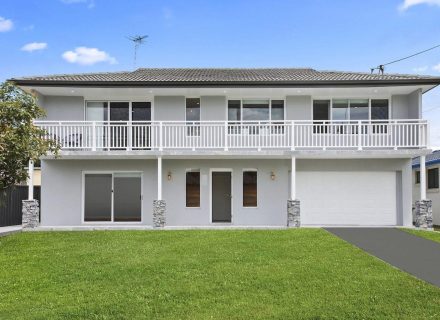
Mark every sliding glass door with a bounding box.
[113,173,142,222]
[84,172,142,223]
[85,101,151,149]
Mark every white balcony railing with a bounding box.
[34,120,429,152]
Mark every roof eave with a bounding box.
[10,78,440,88]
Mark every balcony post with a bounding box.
[420,155,426,200]
[159,122,163,151]
[224,122,228,151]
[157,156,162,200]
[287,156,300,227]
[27,160,34,200]
[127,121,132,151]
[153,156,166,228]
[357,120,362,150]
[92,121,96,151]
[290,156,296,200]
[258,121,261,151]
[290,121,295,151]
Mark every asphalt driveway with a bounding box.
[325,228,440,287]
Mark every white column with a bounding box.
[157,156,162,200]
[290,156,296,200]
[28,160,34,200]
[420,155,426,200]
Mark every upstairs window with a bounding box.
[313,100,330,133]
[371,99,389,120]
[186,98,200,136]
[242,99,270,121]
[428,168,439,189]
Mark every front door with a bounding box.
[212,171,232,223]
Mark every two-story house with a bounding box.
[11,68,440,228]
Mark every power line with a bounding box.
[423,106,440,113]
[371,43,440,74]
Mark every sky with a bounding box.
[1,0,440,145]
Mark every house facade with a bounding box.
[11,68,440,228]
[413,151,440,226]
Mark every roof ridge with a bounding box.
[12,70,132,80]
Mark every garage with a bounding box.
[297,171,397,226]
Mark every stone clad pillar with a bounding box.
[415,155,433,230]
[287,200,300,227]
[22,199,39,230]
[415,200,433,230]
[153,200,166,228]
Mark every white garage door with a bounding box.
[297,171,397,226]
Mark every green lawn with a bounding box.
[403,228,440,243]
[1,230,439,319]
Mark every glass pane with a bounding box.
[313,100,330,121]
[113,173,142,222]
[186,98,200,121]
[243,171,257,207]
[110,102,129,121]
[242,99,269,121]
[228,100,241,121]
[350,99,369,120]
[132,102,151,121]
[86,102,108,121]
[371,99,389,120]
[186,171,200,207]
[332,99,349,121]
[271,100,284,120]
[84,174,112,221]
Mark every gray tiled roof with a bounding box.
[412,150,440,167]
[10,68,440,85]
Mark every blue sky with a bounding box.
[1,0,440,144]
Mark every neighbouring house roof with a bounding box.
[412,150,440,168]
[9,68,440,87]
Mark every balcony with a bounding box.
[34,120,429,152]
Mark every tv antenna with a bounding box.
[371,43,440,74]
[127,35,148,68]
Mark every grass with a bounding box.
[403,227,440,243]
[0,230,439,319]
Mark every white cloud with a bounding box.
[0,17,13,32]
[62,47,117,65]
[21,42,47,52]
[61,0,95,8]
[399,0,440,11]
[434,63,440,72]
[413,66,428,72]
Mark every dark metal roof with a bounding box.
[412,150,440,168]
[9,68,440,87]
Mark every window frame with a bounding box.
[185,97,201,136]
[415,170,420,184]
[311,98,391,122]
[227,98,286,136]
[85,100,153,122]
[428,167,439,190]
[242,169,258,208]
[185,169,201,208]
[81,171,143,224]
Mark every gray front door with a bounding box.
[212,172,232,223]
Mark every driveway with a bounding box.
[325,228,440,287]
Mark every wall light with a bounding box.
[167,171,172,181]
[270,171,276,180]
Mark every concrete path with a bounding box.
[325,228,440,288]
[0,225,22,237]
